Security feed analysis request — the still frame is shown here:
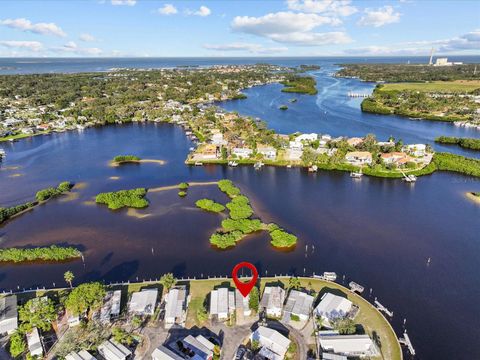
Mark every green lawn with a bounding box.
[380,80,480,93]
[0,131,50,142]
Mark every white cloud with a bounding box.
[203,42,288,54]
[185,5,211,17]
[52,41,102,56]
[344,30,480,55]
[79,33,96,42]
[0,40,43,52]
[158,4,178,15]
[111,0,136,6]
[0,18,66,37]
[231,12,350,46]
[358,6,401,27]
[286,0,357,16]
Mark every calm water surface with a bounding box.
[1,58,480,359]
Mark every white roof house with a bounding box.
[260,287,285,318]
[318,333,379,357]
[182,335,215,360]
[151,346,184,360]
[164,287,187,327]
[296,133,318,142]
[345,151,372,165]
[284,290,314,321]
[99,290,122,323]
[232,147,253,159]
[403,144,426,157]
[209,287,235,320]
[128,289,158,316]
[27,327,43,357]
[289,141,304,151]
[251,326,291,360]
[98,339,132,360]
[257,145,277,160]
[314,293,353,328]
[0,295,18,334]
[66,350,97,360]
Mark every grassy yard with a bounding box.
[0,131,50,142]
[380,80,480,93]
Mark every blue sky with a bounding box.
[0,0,478,57]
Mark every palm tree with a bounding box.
[64,271,74,288]
[288,276,301,290]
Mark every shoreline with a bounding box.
[109,158,166,167]
[466,192,480,204]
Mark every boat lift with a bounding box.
[399,330,416,356]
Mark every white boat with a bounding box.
[76,124,85,130]
[350,171,363,178]
[286,164,292,169]
[194,161,203,166]
[0,149,5,159]
[323,272,337,281]
[308,165,318,172]
[254,162,263,170]
[189,147,195,152]
[403,174,417,182]
[228,161,238,167]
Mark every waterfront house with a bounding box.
[286,149,303,161]
[317,332,379,358]
[314,293,353,328]
[403,144,427,157]
[0,295,18,335]
[193,144,219,161]
[164,286,187,328]
[97,290,121,323]
[380,152,411,166]
[36,123,50,131]
[283,290,314,321]
[128,289,158,316]
[251,326,291,360]
[27,327,43,357]
[209,287,235,320]
[98,339,132,360]
[257,145,277,160]
[296,133,318,142]
[232,147,253,159]
[345,151,372,166]
[261,286,285,318]
[289,141,304,151]
[66,350,97,360]
[235,289,251,318]
[347,137,364,147]
[151,346,184,360]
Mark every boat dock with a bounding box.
[349,281,365,293]
[399,330,416,355]
[374,298,393,317]
[347,92,371,98]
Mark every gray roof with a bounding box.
[164,287,186,321]
[210,288,235,316]
[128,289,158,315]
[284,290,314,317]
[66,350,97,360]
[314,293,352,321]
[182,335,214,360]
[100,290,122,322]
[260,287,285,310]
[26,328,43,356]
[318,334,378,357]
[151,346,184,360]
[0,295,18,334]
[98,339,132,360]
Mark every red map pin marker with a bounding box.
[232,262,258,297]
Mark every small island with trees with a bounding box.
[95,188,149,210]
[0,245,81,263]
[281,74,318,95]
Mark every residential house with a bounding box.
[345,152,372,166]
[27,327,43,357]
[0,295,18,335]
[151,346,184,360]
[98,339,132,360]
[210,131,227,146]
[128,289,158,316]
[286,149,303,161]
[193,144,219,161]
[235,289,251,318]
[403,144,427,157]
[251,326,291,360]
[380,152,411,166]
[347,137,364,147]
[209,287,235,320]
[295,133,318,142]
[232,147,253,159]
[314,293,353,328]
[98,290,121,323]
[257,145,277,160]
[289,141,303,151]
[260,287,285,318]
[283,290,314,321]
[66,350,97,360]
[164,286,187,328]
[181,335,216,360]
[318,332,379,358]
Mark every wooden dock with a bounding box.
[399,330,416,355]
[374,298,393,317]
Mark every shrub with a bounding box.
[196,199,225,213]
[113,155,141,162]
[0,245,81,263]
[35,181,73,202]
[209,231,244,249]
[270,229,298,248]
[221,218,262,234]
[95,188,148,210]
[433,152,480,177]
[226,199,253,220]
[290,314,300,321]
[218,179,241,197]
[178,182,189,190]
[178,191,187,197]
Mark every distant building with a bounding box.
[283,290,314,321]
[318,332,379,357]
[403,144,426,157]
[314,293,353,328]
[434,58,453,66]
[251,326,291,360]
[98,339,132,360]
[66,350,97,360]
[289,141,303,151]
[260,286,285,318]
[27,327,43,357]
[164,286,187,327]
[128,289,158,316]
[0,295,18,334]
[257,145,277,160]
[209,287,235,320]
[232,147,253,159]
[345,151,372,166]
[346,137,363,147]
[296,133,318,142]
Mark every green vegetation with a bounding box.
[9,331,26,358]
[435,136,480,150]
[433,152,480,177]
[226,195,253,220]
[36,181,73,201]
[95,188,148,210]
[178,182,189,190]
[178,191,187,197]
[160,273,176,291]
[279,105,288,110]
[337,63,480,82]
[113,155,141,163]
[281,75,318,95]
[0,202,35,224]
[112,327,134,346]
[0,245,81,263]
[64,270,75,288]
[209,230,244,249]
[380,81,480,93]
[65,282,106,316]
[195,199,225,213]
[269,229,298,248]
[19,297,57,332]
[249,286,259,312]
[290,314,300,321]
[218,179,241,197]
[232,93,247,100]
[221,218,262,234]
[298,64,321,72]
[288,276,301,290]
[332,317,357,334]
